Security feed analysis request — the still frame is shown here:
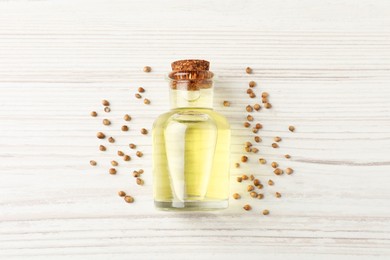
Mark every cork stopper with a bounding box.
[169,59,214,90]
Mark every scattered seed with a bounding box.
[268,179,274,186]
[102,119,111,125]
[242,174,249,180]
[261,92,269,98]
[89,160,97,166]
[262,209,270,215]
[247,115,254,121]
[286,168,294,175]
[104,107,111,113]
[123,155,131,161]
[235,162,240,168]
[246,105,253,112]
[264,103,272,109]
[261,98,268,104]
[244,122,250,128]
[117,150,124,156]
[253,179,260,186]
[255,123,262,129]
[102,100,110,106]
[138,169,144,174]
[111,160,118,166]
[271,162,278,168]
[124,195,134,203]
[245,67,252,74]
[285,154,291,159]
[138,87,145,93]
[252,148,259,153]
[243,204,252,211]
[223,101,231,107]
[274,168,283,175]
[129,143,136,149]
[90,111,98,117]
[99,145,106,151]
[118,191,126,197]
[135,93,142,99]
[236,177,243,183]
[289,125,295,132]
[108,137,115,143]
[143,66,151,73]
[233,193,241,199]
[133,171,140,177]
[249,81,256,88]
[250,191,258,198]
[136,151,143,157]
[257,194,264,199]
[245,142,252,147]
[275,192,282,198]
[97,132,105,139]
[250,174,255,181]
[144,98,150,105]
[136,178,144,185]
[141,128,148,135]
[245,147,252,153]
[257,183,264,189]
[246,88,253,94]
[254,136,261,143]
[241,156,248,162]
[249,92,256,98]
[247,185,255,192]
[252,128,259,134]
[253,104,261,111]
[124,114,132,121]
[109,168,116,175]
[121,125,129,131]
[259,158,266,164]
[271,143,279,148]
[274,136,282,142]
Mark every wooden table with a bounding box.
[1,0,389,258]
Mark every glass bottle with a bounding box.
[152,59,231,210]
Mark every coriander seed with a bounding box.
[285,154,291,159]
[274,168,283,175]
[249,92,256,98]
[245,147,252,153]
[275,192,282,198]
[244,122,250,128]
[121,125,129,131]
[271,143,279,148]
[117,150,124,156]
[133,171,140,177]
[255,123,262,129]
[250,191,258,198]
[135,93,142,99]
[102,100,110,106]
[274,136,281,142]
[241,156,248,162]
[289,125,295,132]
[247,185,255,192]
[236,177,243,183]
[118,191,126,197]
[129,143,136,149]
[271,162,278,168]
[245,141,252,147]
[136,178,144,185]
[90,160,97,166]
[250,174,255,181]
[123,155,131,161]
[245,67,252,74]
[257,183,264,189]
[90,111,97,117]
[141,128,148,135]
[235,162,240,168]
[268,179,274,186]
[262,209,270,215]
[252,128,259,134]
[259,158,266,164]
[138,169,144,174]
[143,66,151,73]
[257,193,264,199]
[124,114,131,121]
[286,168,294,175]
[247,115,254,121]
[261,92,269,98]
[243,204,252,211]
[97,132,105,139]
[252,147,259,153]
[99,145,106,151]
[242,174,249,180]
[104,107,111,113]
[254,136,261,143]
[136,151,143,157]
[108,137,115,143]
[246,88,253,94]
[111,160,118,166]
[232,193,241,199]
[264,103,272,109]
[144,98,150,105]
[249,81,256,88]
[246,105,253,112]
[223,101,230,107]
[138,87,145,93]
[253,104,261,111]
[124,195,134,203]
[103,119,111,125]
[109,168,116,175]
[253,179,260,186]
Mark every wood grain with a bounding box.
[0,0,390,259]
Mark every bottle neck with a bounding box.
[169,88,213,109]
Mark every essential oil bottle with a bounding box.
[152,59,231,210]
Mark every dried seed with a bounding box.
[257,193,264,199]
[262,98,268,104]
[97,132,105,139]
[242,174,249,180]
[118,191,126,197]
[232,193,241,199]
[245,67,252,74]
[257,183,264,189]
[250,191,258,198]
[246,105,253,112]
[102,100,110,106]
[271,143,279,148]
[124,195,134,203]
[247,185,255,192]
[108,137,115,143]
[285,154,291,159]
[252,128,259,134]
[268,179,274,186]
[255,123,262,129]
[249,81,256,88]
[262,209,270,215]
[90,111,98,117]
[241,156,248,162]
[264,103,272,109]
[104,107,111,113]
[144,98,150,105]
[223,101,230,107]
[123,155,131,161]
[247,115,254,121]
[129,143,136,149]
[99,145,106,151]
[245,147,252,153]
[235,162,240,168]
[274,168,283,175]
[249,92,256,98]
[136,178,144,185]
[250,174,255,181]
[275,192,282,198]
[236,177,243,183]
[89,160,97,166]
[141,128,148,135]
[259,158,266,164]
[135,93,142,99]
[246,88,253,94]
[136,151,143,157]
[289,125,295,132]
[286,168,294,175]
[123,114,132,121]
[109,168,116,175]
[138,87,145,93]
[243,204,252,211]
[254,136,261,143]
[111,160,118,166]
[253,104,261,111]
[117,150,124,156]
[138,169,144,174]
[121,125,129,131]
[143,66,151,73]
[103,119,111,125]
[244,122,251,128]
[133,171,140,177]
[253,179,260,186]
[261,92,269,98]
[252,148,259,153]
[274,136,282,142]
[245,142,252,147]
[271,162,278,168]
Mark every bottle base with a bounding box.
[154,199,228,211]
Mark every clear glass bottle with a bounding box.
[152,60,231,210]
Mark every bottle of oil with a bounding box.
[152,59,231,210]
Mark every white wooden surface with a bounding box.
[1,0,390,259]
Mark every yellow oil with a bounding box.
[152,107,230,210]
